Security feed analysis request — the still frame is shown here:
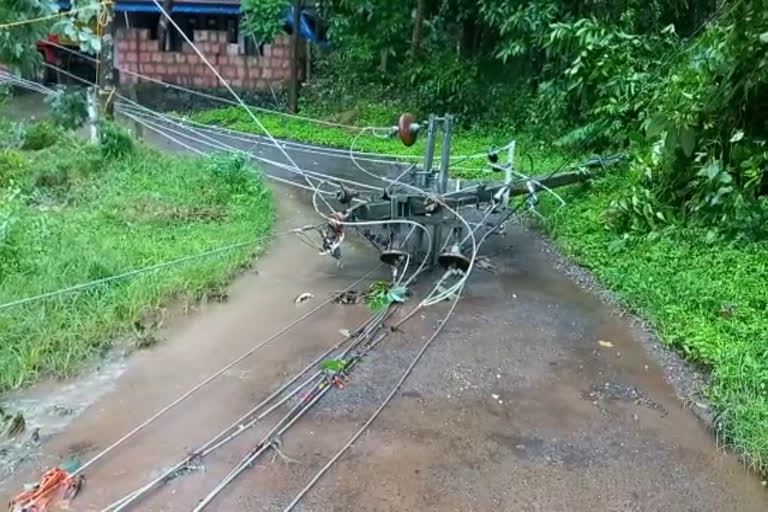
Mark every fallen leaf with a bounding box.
[597,340,614,348]
[294,292,314,304]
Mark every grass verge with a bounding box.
[193,102,768,474]
[0,121,273,392]
[186,106,576,179]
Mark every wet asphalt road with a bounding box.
[1,95,766,510]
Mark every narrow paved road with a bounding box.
[2,96,766,510]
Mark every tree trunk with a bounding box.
[157,0,174,51]
[289,0,301,113]
[410,0,425,56]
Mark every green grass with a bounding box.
[539,174,768,474]
[0,123,274,392]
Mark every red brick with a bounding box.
[232,78,244,88]
[135,29,150,40]
[226,44,239,57]
[151,53,163,63]
[128,40,137,51]
[145,40,159,52]
[210,43,225,56]
[139,63,154,74]
[166,65,178,75]
[262,68,272,79]
[246,56,261,68]
[163,53,175,64]
[255,79,267,89]
[174,53,186,64]
[117,40,130,52]
[280,59,290,69]
[139,41,149,52]
[193,76,206,88]
[125,52,138,63]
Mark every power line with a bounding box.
[0,233,293,313]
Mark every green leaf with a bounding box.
[697,160,722,180]
[760,32,768,44]
[645,113,668,139]
[320,359,347,373]
[729,130,744,143]
[680,128,697,157]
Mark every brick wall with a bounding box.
[116,28,298,91]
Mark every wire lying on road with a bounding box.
[71,264,382,478]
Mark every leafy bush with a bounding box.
[99,121,134,159]
[206,152,264,196]
[21,120,58,151]
[0,120,26,149]
[612,1,768,236]
[45,86,89,131]
[0,186,22,275]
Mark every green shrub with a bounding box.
[45,86,88,131]
[206,152,256,193]
[99,121,135,159]
[21,120,58,151]
[0,120,26,149]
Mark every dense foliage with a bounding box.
[297,0,767,238]
[0,0,102,74]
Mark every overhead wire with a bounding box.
[32,38,493,169]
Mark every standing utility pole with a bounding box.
[288,0,301,113]
[98,1,116,120]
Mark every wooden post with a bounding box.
[157,0,174,51]
[288,0,301,113]
[127,83,143,138]
[98,1,116,120]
